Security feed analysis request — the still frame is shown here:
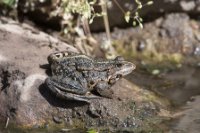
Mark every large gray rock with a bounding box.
[0,18,168,131]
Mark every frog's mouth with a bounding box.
[112,62,136,78]
[107,62,135,84]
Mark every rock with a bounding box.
[160,13,194,54]
[95,13,200,56]
[0,18,168,131]
[0,17,78,126]
[161,13,192,38]
[53,116,63,124]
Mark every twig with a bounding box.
[100,0,111,41]
[5,117,9,128]
[112,0,125,14]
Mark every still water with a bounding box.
[127,62,200,132]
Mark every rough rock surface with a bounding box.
[95,13,200,56]
[0,18,167,131]
[0,17,78,126]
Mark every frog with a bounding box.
[45,51,136,103]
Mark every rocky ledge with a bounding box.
[0,18,169,132]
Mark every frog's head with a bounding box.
[47,51,79,64]
[47,51,69,64]
[108,56,136,81]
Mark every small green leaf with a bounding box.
[63,28,68,34]
[147,1,154,5]
[82,2,91,19]
[139,17,143,22]
[101,12,106,16]
[125,11,131,23]
[89,0,97,5]
[89,19,93,24]
[133,21,136,26]
[87,128,98,133]
[135,0,142,5]
[152,69,160,75]
[94,13,103,17]
[89,16,95,24]
[2,0,15,7]
[139,23,143,29]
[138,4,142,9]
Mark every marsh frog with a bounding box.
[45,51,135,103]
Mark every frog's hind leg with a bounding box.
[55,89,101,103]
[45,78,101,103]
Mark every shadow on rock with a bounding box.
[39,83,88,108]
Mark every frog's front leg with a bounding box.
[94,81,114,98]
[45,77,100,103]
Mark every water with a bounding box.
[127,62,200,132]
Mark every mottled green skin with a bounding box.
[45,51,135,103]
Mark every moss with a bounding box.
[87,128,99,133]
[114,38,183,66]
[117,45,183,75]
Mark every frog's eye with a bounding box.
[115,56,124,61]
[54,53,63,59]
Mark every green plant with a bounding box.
[57,0,153,49]
[57,0,103,23]
[1,0,16,7]
[87,128,98,133]
[115,0,153,28]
